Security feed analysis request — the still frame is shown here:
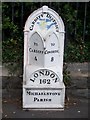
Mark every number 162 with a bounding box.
[40,79,50,84]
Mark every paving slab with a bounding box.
[2,96,88,118]
[1,63,89,118]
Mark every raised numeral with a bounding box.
[51,57,54,62]
[35,56,38,61]
[34,42,38,46]
[40,79,51,84]
[51,43,55,46]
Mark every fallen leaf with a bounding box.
[5,114,7,117]
[78,69,81,71]
[13,111,16,114]
[3,100,7,103]
[73,103,76,105]
[78,111,80,113]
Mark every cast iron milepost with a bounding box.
[23,6,65,110]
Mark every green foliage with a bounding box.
[63,63,71,87]
[64,41,89,63]
[2,3,23,75]
[2,2,90,78]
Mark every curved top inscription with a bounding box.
[24,6,65,33]
[29,12,59,33]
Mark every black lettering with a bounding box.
[43,79,46,84]
[47,92,49,95]
[49,92,51,95]
[54,77,58,82]
[26,90,31,95]
[32,21,35,25]
[38,15,41,18]
[34,42,38,46]
[39,70,44,76]
[45,70,50,76]
[38,92,41,95]
[40,51,42,53]
[47,79,50,84]
[34,17,38,22]
[30,78,35,82]
[29,27,33,30]
[51,43,55,46]
[43,92,46,95]
[47,13,52,19]
[56,30,59,32]
[50,73,55,78]
[34,73,38,78]
[51,57,54,62]
[41,92,43,95]
[29,48,32,52]
[46,13,49,17]
[40,79,48,84]
[31,92,34,95]
[34,49,36,52]
[52,92,57,95]
[53,19,56,23]
[40,99,43,101]
[40,79,42,84]
[41,13,43,17]
[44,50,47,54]
[47,51,50,54]
[58,92,60,95]
[35,56,37,61]
[35,92,38,95]
[34,97,39,102]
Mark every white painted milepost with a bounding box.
[23,6,65,110]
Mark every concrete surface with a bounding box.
[0,63,89,118]
[2,95,88,118]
